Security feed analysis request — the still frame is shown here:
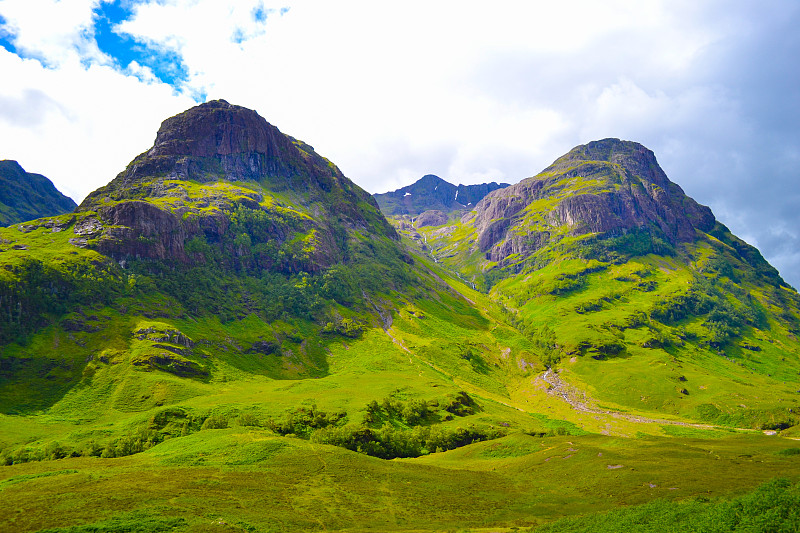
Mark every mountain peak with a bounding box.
[374,175,510,216]
[416,174,449,187]
[74,100,396,266]
[147,99,278,160]
[546,138,669,188]
[81,100,372,212]
[472,139,717,264]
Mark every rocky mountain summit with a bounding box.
[469,139,720,264]
[374,174,509,216]
[0,160,76,226]
[83,100,363,200]
[76,100,396,271]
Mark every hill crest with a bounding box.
[0,160,77,226]
[470,138,718,265]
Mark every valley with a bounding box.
[0,101,799,532]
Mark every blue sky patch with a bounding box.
[0,14,20,56]
[94,0,189,88]
[252,4,269,24]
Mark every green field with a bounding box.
[3,117,800,531]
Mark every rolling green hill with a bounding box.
[1,107,800,532]
[0,160,77,226]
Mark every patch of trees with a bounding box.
[0,257,124,344]
[650,276,766,348]
[311,423,502,459]
[265,405,347,438]
[268,392,500,460]
[581,227,676,263]
[0,407,217,464]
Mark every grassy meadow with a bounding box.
[2,265,800,531]
[3,156,800,530]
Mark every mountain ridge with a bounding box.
[0,160,77,226]
[373,173,509,216]
[2,106,800,532]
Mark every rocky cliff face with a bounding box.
[374,174,509,216]
[471,139,716,262]
[77,100,395,270]
[93,100,322,189]
[0,160,77,226]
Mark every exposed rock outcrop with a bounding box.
[472,139,716,262]
[415,210,449,228]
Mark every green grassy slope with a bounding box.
[391,140,800,430]
[2,118,800,532]
[1,430,799,532]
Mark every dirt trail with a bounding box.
[539,367,723,429]
[384,324,755,432]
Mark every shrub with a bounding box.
[201,414,229,430]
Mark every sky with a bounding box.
[0,1,799,288]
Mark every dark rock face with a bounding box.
[374,174,509,216]
[0,160,77,226]
[117,100,303,186]
[473,139,716,261]
[75,100,397,270]
[150,100,284,158]
[94,201,188,262]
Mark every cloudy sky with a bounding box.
[1,0,798,287]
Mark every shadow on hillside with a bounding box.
[0,355,87,414]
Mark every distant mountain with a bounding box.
[0,160,76,226]
[373,174,509,216]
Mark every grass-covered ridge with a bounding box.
[533,477,800,533]
[0,160,77,227]
[388,139,800,428]
[3,110,800,531]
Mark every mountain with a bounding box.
[405,138,800,426]
[78,99,397,269]
[0,160,77,226]
[373,174,509,216]
[0,99,429,387]
[2,122,800,533]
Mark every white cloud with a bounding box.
[0,36,193,203]
[0,0,105,66]
[1,0,799,286]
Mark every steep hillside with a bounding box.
[0,100,438,407]
[2,124,800,532]
[0,101,540,479]
[374,174,509,216]
[401,139,800,427]
[0,160,76,226]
